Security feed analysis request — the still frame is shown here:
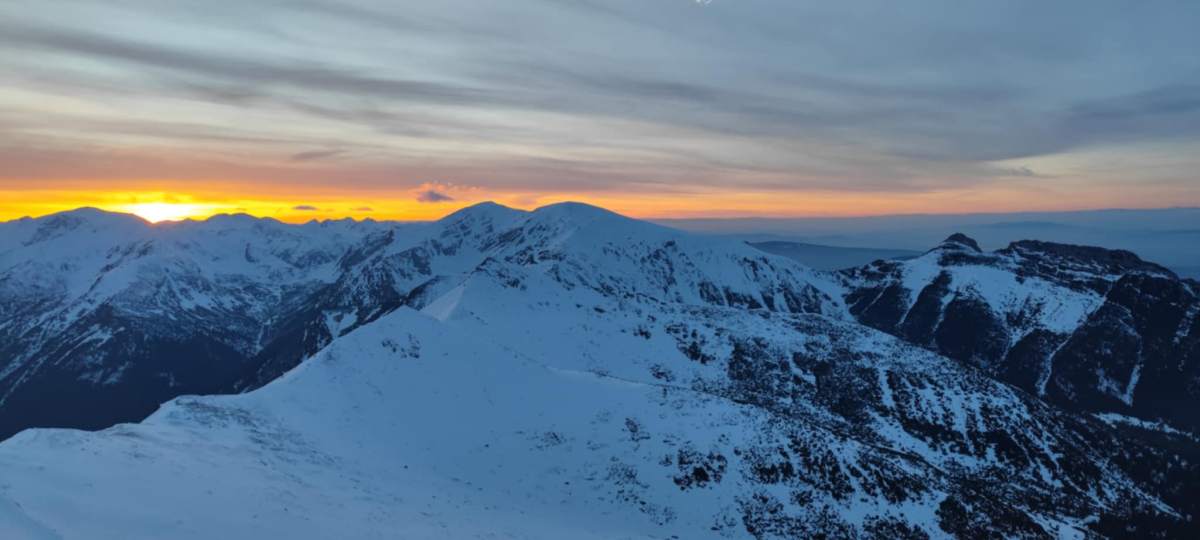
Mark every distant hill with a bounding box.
[748,240,920,270]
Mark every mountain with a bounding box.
[841,233,1200,433]
[0,203,1197,538]
[0,203,842,440]
[0,209,389,440]
[238,201,843,389]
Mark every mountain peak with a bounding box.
[48,206,146,224]
[18,207,148,242]
[529,201,637,225]
[0,207,151,252]
[532,201,613,214]
[523,201,672,241]
[203,213,275,226]
[439,201,526,224]
[937,232,982,252]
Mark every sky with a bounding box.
[2,0,1199,222]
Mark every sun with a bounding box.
[121,202,210,223]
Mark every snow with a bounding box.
[888,241,1108,337]
[0,208,386,308]
[1035,336,1071,397]
[421,283,466,321]
[0,308,763,538]
[1094,413,1196,440]
[0,495,58,540]
[877,367,895,409]
[321,310,358,338]
[0,208,398,399]
[899,251,947,307]
[0,266,1147,537]
[0,203,871,539]
[1175,301,1198,346]
[1121,362,1142,407]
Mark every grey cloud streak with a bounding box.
[416,190,454,203]
[290,149,346,162]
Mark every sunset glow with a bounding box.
[1,1,1198,223]
[2,181,1196,225]
[119,202,219,223]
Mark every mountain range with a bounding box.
[0,203,1196,539]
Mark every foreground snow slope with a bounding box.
[3,309,705,539]
[2,210,1198,538]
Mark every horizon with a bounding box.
[3,1,1199,222]
[6,201,1200,226]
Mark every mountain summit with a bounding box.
[937,232,982,252]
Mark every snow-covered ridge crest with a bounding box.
[313,200,847,319]
[473,201,848,317]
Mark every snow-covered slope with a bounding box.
[841,234,1200,432]
[1,205,1198,538]
[0,274,1195,538]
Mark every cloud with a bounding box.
[0,18,1035,153]
[0,22,503,108]
[1059,84,1200,145]
[290,149,345,162]
[1,0,1199,205]
[352,206,373,212]
[416,190,454,203]
[292,204,319,211]
[995,166,1038,178]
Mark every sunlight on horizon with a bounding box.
[119,202,217,223]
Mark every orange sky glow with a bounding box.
[2,181,1193,224]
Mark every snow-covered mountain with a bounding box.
[841,233,1200,432]
[0,203,1197,538]
[0,203,843,440]
[0,209,393,440]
